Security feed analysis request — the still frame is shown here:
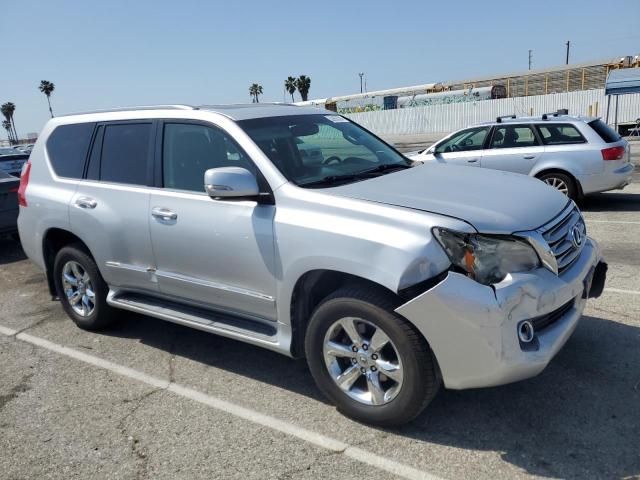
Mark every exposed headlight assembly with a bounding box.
[433,228,541,285]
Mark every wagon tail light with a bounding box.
[17,161,31,207]
[601,146,625,161]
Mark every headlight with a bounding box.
[433,228,541,285]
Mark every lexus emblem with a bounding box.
[570,224,583,248]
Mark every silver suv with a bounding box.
[408,112,633,200]
[18,105,607,426]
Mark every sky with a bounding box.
[1,0,639,137]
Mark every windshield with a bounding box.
[237,114,412,187]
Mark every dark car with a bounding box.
[0,170,19,237]
[0,148,29,177]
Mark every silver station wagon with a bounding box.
[409,112,633,200]
[18,104,607,426]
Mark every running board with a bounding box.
[107,291,277,341]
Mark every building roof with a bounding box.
[605,68,640,95]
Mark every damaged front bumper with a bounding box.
[395,237,604,390]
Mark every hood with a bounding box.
[327,164,569,233]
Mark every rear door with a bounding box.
[481,124,544,174]
[69,121,157,293]
[431,126,490,167]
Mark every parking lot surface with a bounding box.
[1,152,639,479]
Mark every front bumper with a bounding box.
[396,237,602,390]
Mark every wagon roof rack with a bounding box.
[541,108,569,120]
[496,114,516,123]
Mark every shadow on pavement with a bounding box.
[581,191,640,212]
[104,312,640,479]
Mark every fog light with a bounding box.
[518,321,535,343]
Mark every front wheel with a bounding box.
[305,286,440,426]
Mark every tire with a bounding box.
[305,285,440,427]
[53,243,115,330]
[538,172,578,200]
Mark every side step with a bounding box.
[107,291,277,341]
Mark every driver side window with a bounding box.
[435,127,490,154]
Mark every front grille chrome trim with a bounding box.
[517,202,586,276]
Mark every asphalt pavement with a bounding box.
[1,153,639,480]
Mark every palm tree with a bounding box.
[296,75,311,101]
[249,83,263,103]
[284,76,297,102]
[39,80,55,117]
[1,102,18,144]
[2,120,13,144]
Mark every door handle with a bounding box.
[467,159,479,163]
[151,207,178,221]
[523,155,536,159]
[75,197,97,209]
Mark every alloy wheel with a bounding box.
[61,260,96,317]
[544,176,569,195]
[323,317,403,406]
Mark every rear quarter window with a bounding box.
[46,123,96,178]
[588,119,621,143]
[536,124,586,145]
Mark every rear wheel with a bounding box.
[538,172,578,200]
[305,286,440,426]
[53,244,115,330]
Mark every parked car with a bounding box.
[408,113,633,200]
[0,148,29,177]
[14,144,34,154]
[18,105,607,426]
[0,170,19,237]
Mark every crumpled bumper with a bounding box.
[395,237,602,390]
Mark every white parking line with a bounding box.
[604,287,640,296]
[585,220,640,225]
[0,325,444,480]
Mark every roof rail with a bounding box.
[59,105,196,117]
[496,114,516,123]
[541,108,569,120]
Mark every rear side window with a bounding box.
[588,119,621,143]
[490,125,540,149]
[46,123,95,178]
[536,124,586,145]
[99,123,151,185]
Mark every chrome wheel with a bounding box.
[61,261,95,317]
[544,176,569,195]
[323,317,403,406]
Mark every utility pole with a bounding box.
[528,49,533,70]
[565,41,570,65]
[358,72,364,93]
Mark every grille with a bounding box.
[541,206,586,274]
[531,299,575,332]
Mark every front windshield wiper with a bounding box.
[356,163,414,175]
[299,163,414,188]
[298,174,364,188]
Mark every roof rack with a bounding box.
[496,114,516,123]
[60,105,196,117]
[541,108,569,120]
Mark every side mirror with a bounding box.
[204,167,259,199]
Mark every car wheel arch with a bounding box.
[533,168,583,197]
[42,228,96,297]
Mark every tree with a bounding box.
[284,76,297,102]
[249,83,263,103]
[39,80,55,117]
[1,102,18,144]
[296,75,311,101]
[2,120,13,144]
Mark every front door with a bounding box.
[148,121,277,321]
[481,124,544,175]
[431,126,490,167]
